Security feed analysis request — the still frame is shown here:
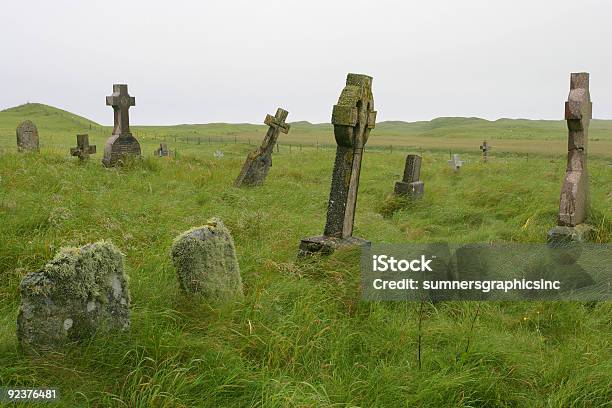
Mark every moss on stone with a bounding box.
[21,240,127,304]
[17,240,131,350]
[171,218,243,301]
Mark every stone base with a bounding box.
[298,235,371,257]
[102,133,141,167]
[547,224,596,245]
[394,181,424,198]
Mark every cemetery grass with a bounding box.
[1,139,611,408]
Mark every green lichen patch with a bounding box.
[20,240,127,304]
[171,218,243,301]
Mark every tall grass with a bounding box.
[1,141,610,406]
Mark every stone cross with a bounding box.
[154,143,169,157]
[394,154,424,198]
[299,73,376,256]
[70,134,96,160]
[480,141,490,162]
[234,108,290,186]
[448,154,464,171]
[102,84,141,167]
[548,73,592,243]
[16,120,39,152]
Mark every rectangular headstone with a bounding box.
[16,120,39,152]
[394,154,424,198]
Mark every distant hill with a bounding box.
[1,103,610,148]
[0,103,100,137]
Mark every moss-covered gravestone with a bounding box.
[299,73,377,256]
[17,241,130,350]
[234,108,290,187]
[171,218,243,300]
[16,120,39,152]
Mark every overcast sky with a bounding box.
[1,0,610,125]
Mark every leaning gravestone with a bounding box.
[448,154,464,171]
[299,73,377,256]
[234,108,290,186]
[548,72,594,243]
[394,154,424,199]
[171,218,243,300]
[70,134,96,161]
[102,84,141,167]
[154,143,169,157]
[16,120,39,152]
[17,241,130,350]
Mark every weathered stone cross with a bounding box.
[299,73,376,256]
[548,72,592,243]
[448,154,464,171]
[480,141,490,162]
[70,134,96,160]
[102,84,141,167]
[107,84,135,135]
[394,154,424,198]
[234,108,290,187]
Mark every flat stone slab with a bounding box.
[17,241,130,350]
[298,235,371,257]
[171,218,243,300]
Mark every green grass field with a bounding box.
[1,104,611,407]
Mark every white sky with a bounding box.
[1,0,610,125]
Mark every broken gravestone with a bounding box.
[17,241,130,350]
[154,143,169,157]
[102,84,141,167]
[299,73,377,256]
[70,134,96,161]
[234,108,290,186]
[447,154,464,171]
[548,72,594,244]
[394,154,424,199]
[16,120,39,152]
[171,218,243,300]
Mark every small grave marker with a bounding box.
[70,134,96,160]
[394,154,424,199]
[447,154,464,171]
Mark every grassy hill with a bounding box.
[0,103,99,134]
[1,103,611,157]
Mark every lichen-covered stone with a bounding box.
[17,241,130,350]
[171,218,243,300]
[234,108,290,187]
[16,120,39,152]
[300,73,376,256]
